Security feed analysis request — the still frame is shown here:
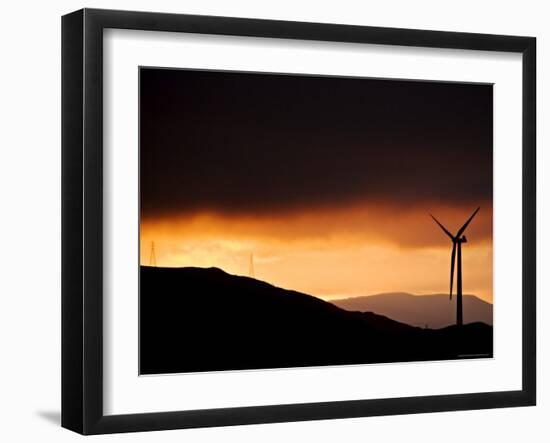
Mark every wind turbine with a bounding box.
[430,207,480,326]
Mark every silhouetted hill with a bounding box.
[140,266,493,374]
[331,292,492,329]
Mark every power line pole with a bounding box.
[249,253,255,278]
[149,241,157,267]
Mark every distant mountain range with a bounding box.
[331,292,492,329]
[140,266,493,375]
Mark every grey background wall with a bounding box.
[0,1,546,441]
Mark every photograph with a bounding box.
[138,67,494,375]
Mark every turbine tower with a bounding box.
[430,207,480,326]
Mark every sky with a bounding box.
[139,68,493,303]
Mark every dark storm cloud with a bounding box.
[140,68,492,218]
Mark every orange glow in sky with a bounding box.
[140,202,493,303]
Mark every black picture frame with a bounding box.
[62,8,536,435]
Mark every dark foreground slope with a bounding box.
[140,266,493,374]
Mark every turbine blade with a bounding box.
[430,214,454,240]
[450,242,456,300]
[456,207,480,237]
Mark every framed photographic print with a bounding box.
[62,8,536,435]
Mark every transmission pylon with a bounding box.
[249,253,255,278]
[149,241,157,267]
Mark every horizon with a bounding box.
[138,263,493,305]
